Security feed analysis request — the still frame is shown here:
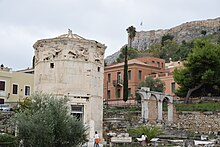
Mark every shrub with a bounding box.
[128,125,162,140]
[14,93,88,147]
[0,133,18,147]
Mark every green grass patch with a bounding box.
[105,102,220,112]
[174,102,220,111]
[104,106,141,113]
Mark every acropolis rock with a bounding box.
[105,17,220,65]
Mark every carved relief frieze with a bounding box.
[35,43,63,62]
[41,45,61,61]
[94,48,104,64]
[77,46,89,61]
[34,33,105,64]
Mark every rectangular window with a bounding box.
[128,88,131,97]
[12,84,18,94]
[107,73,111,83]
[171,82,176,93]
[107,90,110,99]
[117,72,121,83]
[138,70,142,80]
[0,81,5,91]
[25,86,31,96]
[71,105,84,121]
[98,67,100,72]
[117,88,120,98]
[128,70,131,80]
[157,62,160,68]
[50,63,54,68]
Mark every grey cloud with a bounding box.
[0,0,219,70]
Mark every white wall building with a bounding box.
[33,30,106,145]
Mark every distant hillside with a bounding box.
[105,17,220,65]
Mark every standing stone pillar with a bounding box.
[141,97,149,122]
[140,92,148,122]
[167,102,173,123]
[157,100,163,122]
[137,88,151,122]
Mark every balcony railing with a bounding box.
[113,80,123,87]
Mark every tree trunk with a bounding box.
[185,83,203,103]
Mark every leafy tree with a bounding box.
[116,47,139,63]
[128,125,162,141]
[147,39,193,62]
[217,36,220,45]
[173,40,194,61]
[15,97,32,112]
[161,34,174,46]
[15,93,88,147]
[160,40,179,62]
[138,77,165,92]
[173,38,220,103]
[146,43,162,58]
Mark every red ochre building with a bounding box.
[104,57,165,105]
[103,57,183,105]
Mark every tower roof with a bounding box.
[55,29,85,39]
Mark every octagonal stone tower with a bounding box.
[33,30,106,144]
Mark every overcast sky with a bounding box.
[0,0,219,70]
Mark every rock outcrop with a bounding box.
[133,17,220,51]
[105,17,220,64]
[104,50,121,65]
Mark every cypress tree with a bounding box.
[123,46,128,102]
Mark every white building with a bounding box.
[33,30,106,145]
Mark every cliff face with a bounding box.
[133,17,220,50]
[105,17,220,64]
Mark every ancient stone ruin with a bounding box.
[33,29,106,146]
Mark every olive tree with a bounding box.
[15,93,87,147]
[138,77,165,92]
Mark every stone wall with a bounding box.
[104,109,220,135]
[0,112,14,134]
[177,111,220,134]
[104,111,141,134]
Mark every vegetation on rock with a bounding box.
[116,47,140,63]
